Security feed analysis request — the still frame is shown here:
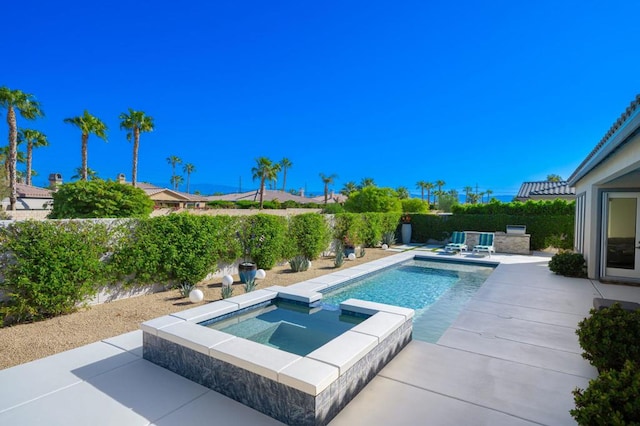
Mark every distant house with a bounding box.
[310,190,347,204]
[207,189,320,204]
[136,183,208,209]
[1,183,54,210]
[515,181,576,202]
[568,94,640,282]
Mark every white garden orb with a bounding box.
[348,253,356,261]
[256,269,266,279]
[189,288,204,303]
[222,275,234,287]
[381,244,389,250]
[307,260,312,269]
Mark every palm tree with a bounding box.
[340,181,358,197]
[0,87,44,210]
[463,186,474,203]
[183,163,196,193]
[279,158,292,192]
[170,174,184,191]
[396,186,409,199]
[252,157,281,208]
[547,174,562,182]
[320,172,338,205]
[416,181,428,201]
[166,155,182,186]
[0,145,26,183]
[64,110,107,181]
[359,177,375,189]
[71,167,98,181]
[424,182,435,205]
[435,180,446,205]
[119,109,154,187]
[18,129,48,186]
[485,189,494,202]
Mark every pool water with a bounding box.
[321,258,494,342]
[202,300,364,356]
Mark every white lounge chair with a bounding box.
[473,233,495,257]
[445,231,467,254]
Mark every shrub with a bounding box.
[576,304,640,372]
[381,231,396,246]
[334,249,345,267]
[0,221,110,325]
[549,251,586,277]
[343,186,402,213]
[239,214,287,269]
[287,213,331,260]
[49,179,154,218]
[401,198,428,213]
[221,285,234,299]
[571,360,640,425]
[322,203,345,214]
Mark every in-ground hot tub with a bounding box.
[142,286,413,426]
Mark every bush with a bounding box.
[239,214,287,269]
[49,179,154,218]
[576,304,640,372]
[322,203,345,214]
[401,198,428,213]
[289,255,310,272]
[344,187,402,213]
[452,199,575,216]
[549,251,587,277]
[0,221,110,325]
[571,360,640,425]
[287,213,331,260]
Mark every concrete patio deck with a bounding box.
[1,250,637,425]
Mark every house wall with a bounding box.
[574,131,640,279]
[1,197,52,211]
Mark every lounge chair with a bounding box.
[444,231,467,254]
[473,233,495,257]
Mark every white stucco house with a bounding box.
[0,183,54,210]
[568,94,640,283]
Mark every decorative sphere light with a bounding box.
[348,253,356,261]
[381,244,389,250]
[307,260,312,269]
[222,275,234,287]
[189,288,204,303]
[256,269,266,280]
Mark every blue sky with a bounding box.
[3,0,639,198]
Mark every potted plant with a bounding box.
[401,214,411,244]
[236,227,264,284]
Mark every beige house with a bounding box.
[568,94,640,283]
[1,183,54,210]
[136,183,208,209]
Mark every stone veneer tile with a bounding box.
[307,331,378,375]
[224,289,277,309]
[170,300,238,322]
[278,357,340,395]
[157,321,235,355]
[210,337,301,381]
[341,298,415,320]
[140,315,184,335]
[350,311,406,342]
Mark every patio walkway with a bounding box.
[1,250,637,425]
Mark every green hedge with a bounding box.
[452,199,575,216]
[286,213,331,260]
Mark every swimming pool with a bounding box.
[321,258,494,342]
[202,299,364,356]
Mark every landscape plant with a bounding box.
[548,251,587,277]
[289,255,310,272]
[576,304,640,372]
[343,186,402,213]
[221,285,234,299]
[238,214,287,269]
[286,213,331,259]
[0,220,110,326]
[49,179,154,218]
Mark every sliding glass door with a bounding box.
[604,193,640,279]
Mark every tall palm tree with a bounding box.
[463,186,474,203]
[279,158,292,192]
[64,110,107,181]
[18,129,48,186]
[320,172,338,205]
[416,181,428,201]
[340,181,358,197]
[183,163,196,193]
[424,182,435,205]
[0,87,44,210]
[0,145,26,183]
[119,109,154,187]
[166,155,182,186]
[485,189,494,202]
[252,157,281,209]
[435,180,446,204]
[170,174,184,191]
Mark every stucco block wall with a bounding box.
[464,231,530,255]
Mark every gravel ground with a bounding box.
[0,249,396,370]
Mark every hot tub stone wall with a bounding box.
[143,319,412,426]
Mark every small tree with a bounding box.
[344,186,402,213]
[49,180,154,218]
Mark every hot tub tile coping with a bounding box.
[341,298,415,320]
[170,300,238,322]
[278,357,340,396]
[140,315,185,336]
[306,330,379,375]
[263,285,323,303]
[349,311,407,343]
[157,321,236,355]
